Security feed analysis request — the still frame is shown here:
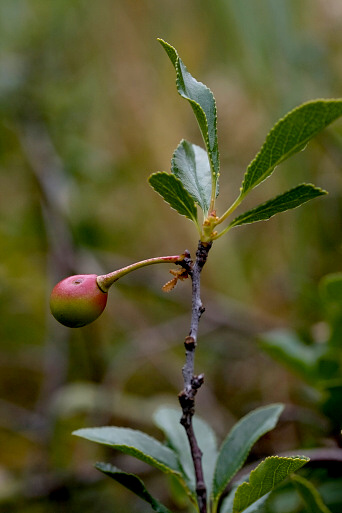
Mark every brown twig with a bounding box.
[178,241,212,513]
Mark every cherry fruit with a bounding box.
[50,274,108,328]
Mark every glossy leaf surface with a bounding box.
[233,456,309,513]
[171,140,212,214]
[149,172,198,223]
[229,184,326,228]
[73,426,182,478]
[211,404,284,505]
[158,38,219,191]
[221,489,270,513]
[241,100,342,196]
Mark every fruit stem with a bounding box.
[96,255,185,292]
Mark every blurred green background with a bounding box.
[1,1,342,511]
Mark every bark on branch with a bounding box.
[178,241,212,513]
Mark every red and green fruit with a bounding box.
[50,274,108,328]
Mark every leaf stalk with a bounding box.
[201,193,243,242]
[216,193,243,226]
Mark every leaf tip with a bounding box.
[72,428,84,437]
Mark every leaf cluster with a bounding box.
[74,404,311,513]
[149,40,342,242]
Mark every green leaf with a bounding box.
[319,273,342,348]
[259,329,325,382]
[73,426,183,479]
[220,472,273,513]
[320,272,342,305]
[211,404,284,506]
[153,406,218,500]
[241,99,342,197]
[96,463,173,513]
[149,172,198,224]
[158,38,220,193]
[237,494,270,513]
[291,474,332,513]
[233,456,309,513]
[221,490,270,513]
[229,184,326,229]
[171,140,212,214]
[219,479,245,513]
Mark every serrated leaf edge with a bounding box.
[212,404,284,503]
[158,38,220,202]
[229,183,327,229]
[241,98,342,196]
[233,455,309,513]
[171,139,212,214]
[176,59,219,171]
[148,171,199,225]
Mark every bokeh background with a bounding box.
[1,1,342,511]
